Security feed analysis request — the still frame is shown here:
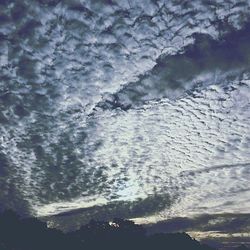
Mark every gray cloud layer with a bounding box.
[0,0,250,229]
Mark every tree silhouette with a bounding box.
[0,210,249,250]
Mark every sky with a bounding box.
[0,0,250,243]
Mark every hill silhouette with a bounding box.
[0,210,249,250]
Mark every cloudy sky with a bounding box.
[0,0,250,242]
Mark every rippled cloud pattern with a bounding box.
[0,0,250,224]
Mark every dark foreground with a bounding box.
[0,211,249,250]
